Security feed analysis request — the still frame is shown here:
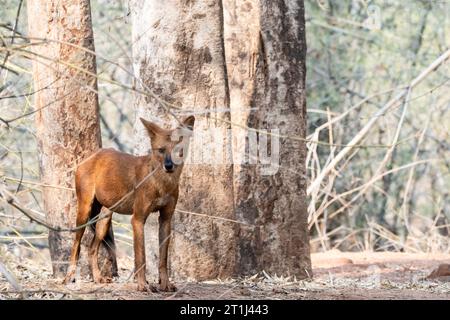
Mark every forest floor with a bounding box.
[1,250,450,300]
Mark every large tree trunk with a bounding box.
[131,0,236,280]
[131,0,311,281]
[223,0,311,278]
[27,0,116,277]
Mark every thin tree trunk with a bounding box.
[224,0,312,278]
[27,0,116,277]
[131,0,236,281]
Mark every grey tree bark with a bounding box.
[131,0,311,280]
[27,0,116,277]
[131,0,236,281]
[224,0,312,278]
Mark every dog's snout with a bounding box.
[164,155,174,172]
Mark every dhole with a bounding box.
[63,116,195,292]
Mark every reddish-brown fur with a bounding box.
[63,116,195,292]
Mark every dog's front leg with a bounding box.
[131,212,155,292]
[158,204,176,292]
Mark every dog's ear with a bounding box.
[140,118,165,139]
[181,116,195,131]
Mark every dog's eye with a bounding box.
[158,148,165,154]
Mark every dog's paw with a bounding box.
[137,282,159,292]
[160,282,177,292]
[93,276,112,284]
[62,273,75,285]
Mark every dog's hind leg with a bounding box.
[63,170,96,284]
[89,210,113,283]
[63,198,93,284]
[102,208,118,277]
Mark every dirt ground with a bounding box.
[1,250,450,300]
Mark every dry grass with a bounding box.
[1,247,450,300]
